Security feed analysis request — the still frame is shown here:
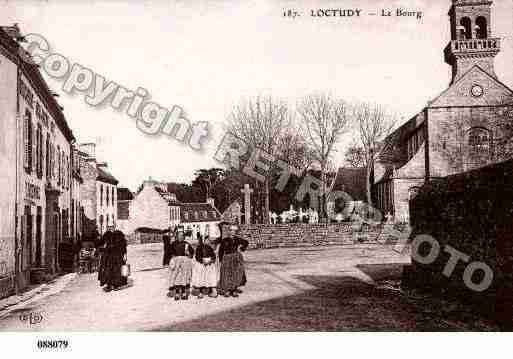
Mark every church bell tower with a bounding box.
[444,0,500,84]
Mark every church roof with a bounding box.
[428,64,513,108]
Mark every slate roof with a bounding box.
[0,27,74,142]
[154,187,180,204]
[117,187,134,201]
[180,203,221,223]
[96,166,119,185]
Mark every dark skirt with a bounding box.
[99,250,126,288]
[219,252,244,291]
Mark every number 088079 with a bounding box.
[36,340,69,350]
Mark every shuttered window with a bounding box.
[57,146,61,185]
[36,124,43,178]
[24,110,33,173]
[45,134,50,180]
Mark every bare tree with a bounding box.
[192,168,226,200]
[226,95,291,224]
[277,124,316,173]
[353,102,396,208]
[297,93,351,219]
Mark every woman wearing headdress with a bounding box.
[217,222,248,298]
[167,225,194,300]
[191,233,218,298]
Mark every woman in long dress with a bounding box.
[218,223,248,298]
[191,234,218,298]
[167,225,194,300]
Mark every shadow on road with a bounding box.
[147,263,461,331]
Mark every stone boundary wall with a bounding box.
[238,223,395,249]
[408,159,513,326]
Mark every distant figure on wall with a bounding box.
[98,225,128,292]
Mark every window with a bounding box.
[476,17,487,39]
[45,134,50,180]
[57,146,61,185]
[202,211,207,219]
[184,212,189,221]
[99,215,104,233]
[24,110,33,173]
[100,185,103,206]
[194,211,199,220]
[106,186,110,206]
[469,127,491,155]
[35,124,43,178]
[211,211,216,218]
[112,187,115,206]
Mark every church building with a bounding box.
[373,0,513,222]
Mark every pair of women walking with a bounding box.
[164,222,248,301]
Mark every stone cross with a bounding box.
[241,184,253,225]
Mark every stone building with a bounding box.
[126,179,221,238]
[78,143,119,237]
[373,0,513,223]
[0,26,76,296]
[116,187,134,234]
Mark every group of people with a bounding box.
[163,222,249,301]
[97,225,129,292]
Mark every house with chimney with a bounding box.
[126,179,221,238]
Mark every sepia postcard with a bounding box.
[0,0,512,355]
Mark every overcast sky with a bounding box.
[2,0,512,191]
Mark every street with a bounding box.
[0,244,498,331]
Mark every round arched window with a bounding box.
[468,127,491,155]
